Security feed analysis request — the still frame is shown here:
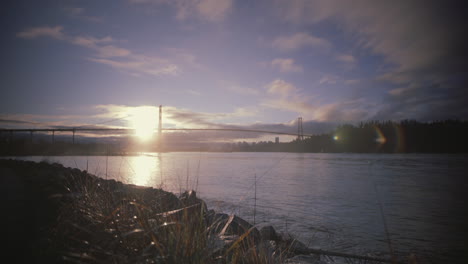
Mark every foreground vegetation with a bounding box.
[3,159,422,263]
[1,159,324,263]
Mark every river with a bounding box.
[7,153,468,263]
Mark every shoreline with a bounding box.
[1,159,395,263]
[2,151,467,157]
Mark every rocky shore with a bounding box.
[1,159,391,264]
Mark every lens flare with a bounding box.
[374,127,386,145]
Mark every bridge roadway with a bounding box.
[0,128,310,138]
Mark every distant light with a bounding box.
[333,135,339,140]
[375,136,386,144]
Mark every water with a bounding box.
[7,153,468,263]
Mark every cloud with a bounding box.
[272,32,330,52]
[196,0,232,21]
[262,79,376,122]
[88,58,180,76]
[275,0,468,82]
[345,79,360,85]
[0,111,124,130]
[226,85,259,95]
[271,58,303,73]
[17,26,182,77]
[263,80,316,116]
[335,54,356,64]
[165,48,204,70]
[164,106,256,128]
[159,106,332,142]
[64,7,85,16]
[164,107,219,128]
[275,0,468,121]
[130,0,232,22]
[63,7,102,22]
[0,118,38,127]
[186,89,201,96]
[16,26,65,39]
[266,79,299,97]
[71,36,114,49]
[376,81,468,121]
[318,74,340,85]
[387,87,412,97]
[262,98,313,117]
[311,100,371,122]
[92,104,255,132]
[96,45,132,58]
[334,54,357,71]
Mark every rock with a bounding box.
[207,234,240,255]
[208,213,260,245]
[179,190,207,212]
[206,209,216,219]
[288,239,310,255]
[177,190,207,221]
[285,254,322,264]
[256,240,277,263]
[260,225,280,241]
[144,188,181,213]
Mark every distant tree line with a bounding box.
[0,138,123,156]
[228,120,468,153]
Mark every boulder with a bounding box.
[260,225,280,241]
[208,213,260,245]
[180,190,207,209]
[178,190,207,219]
[285,255,323,264]
[288,239,310,255]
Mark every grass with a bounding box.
[55,173,211,263]
[2,159,296,264]
[2,158,409,264]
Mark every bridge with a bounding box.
[0,106,308,143]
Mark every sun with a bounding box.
[130,107,156,140]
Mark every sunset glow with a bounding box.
[1,0,467,143]
[130,107,157,140]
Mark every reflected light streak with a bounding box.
[129,155,160,186]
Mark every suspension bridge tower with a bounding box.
[297,117,304,141]
[158,105,162,136]
[158,105,162,150]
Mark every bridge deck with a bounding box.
[0,128,309,137]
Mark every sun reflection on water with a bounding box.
[128,155,160,187]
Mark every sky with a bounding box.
[1,0,468,140]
